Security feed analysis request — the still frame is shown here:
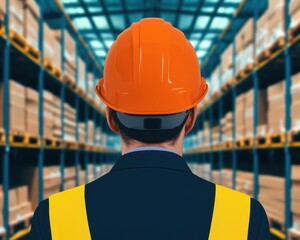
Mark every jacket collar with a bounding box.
[110,150,192,173]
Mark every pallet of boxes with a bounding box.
[289,72,300,144]
[259,175,285,231]
[25,87,39,146]
[221,111,233,148]
[256,0,286,64]
[235,18,254,80]
[77,58,86,97]
[289,165,300,239]
[0,0,5,34]
[235,93,246,147]
[55,29,76,88]
[221,44,235,91]
[64,167,76,190]
[44,23,61,78]
[267,80,285,145]
[289,0,300,39]
[63,103,76,148]
[8,185,33,231]
[0,80,26,145]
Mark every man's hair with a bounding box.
[118,124,183,146]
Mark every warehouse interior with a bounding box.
[0,0,300,239]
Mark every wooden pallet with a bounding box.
[63,74,76,89]
[236,63,254,81]
[256,48,271,64]
[9,30,40,64]
[270,37,285,53]
[288,130,300,146]
[53,138,62,148]
[24,134,40,147]
[63,140,77,149]
[256,37,285,65]
[75,86,86,98]
[9,131,26,146]
[44,58,63,80]
[256,135,269,147]
[268,132,285,146]
[289,22,300,42]
[0,128,5,144]
[222,141,233,149]
[235,139,244,148]
[289,229,300,240]
[221,78,236,92]
[243,137,254,148]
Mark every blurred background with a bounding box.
[0,0,299,239]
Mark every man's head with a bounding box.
[95,18,208,153]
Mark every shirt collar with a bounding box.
[124,146,180,156]
[110,150,192,174]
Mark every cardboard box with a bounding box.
[24,5,38,49]
[292,165,300,182]
[10,104,26,132]
[25,87,39,102]
[19,201,32,216]
[16,186,28,205]
[290,0,300,29]
[9,205,21,224]
[9,189,18,207]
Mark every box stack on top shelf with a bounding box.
[255,0,288,63]
[25,87,39,136]
[44,23,61,72]
[292,165,300,230]
[221,112,233,143]
[24,0,39,52]
[9,0,24,37]
[267,80,285,135]
[64,104,76,142]
[235,18,254,78]
[221,44,234,88]
[0,80,26,134]
[259,175,285,224]
[55,29,75,84]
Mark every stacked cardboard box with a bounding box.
[87,73,95,99]
[194,163,211,180]
[64,167,75,190]
[9,186,32,225]
[0,80,26,133]
[292,165,300,229]
[52,96,61,139]
[291,72,300,131]
[25,87,39,135]
[87,164,94,183]
[78,122,86,143]
[43,90,54,138]
[244,89,268,137]
[24,0,39,50]
[212,170,220,184]
[87,120,94,145]
[235,19,254,74]
[236,171,253,196]
[55,30,75,84]
[95,127,101,146]
[64,103,76,141]
[259,175,285,224]
[101,163,114,176]
[212,126,220,145]
[210,66,220,98]
[221,169,233,188]
[78,58,86,92]
[95,165,101,179]
[43,166,61,199]
[235,94,246,139]
[44,23,61,70]
[290,0,300,32]
[267,80,285,134]
[0,0,6,23]
[9,0,24,36]
[221,111,233,142]
[221,44,233,86]
[256,0,285,58]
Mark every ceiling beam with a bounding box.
[98,0,118,39]
[186,0,206,39]
[121,0,130,27]
[173,0,184,28]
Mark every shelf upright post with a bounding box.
[84,57,89,184]
[60,16,66,192]
[284,0,292,233]
[252,0,259,200]
[2,0,10,238]
[92,68,97,179]
[218,51,223,185]
[38,0,45,202]
[74,37,80,186]
[231,25,237,190]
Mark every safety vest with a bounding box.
[49,184,251,239]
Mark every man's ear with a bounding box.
[106,107,120,135]
[184,106,197,136]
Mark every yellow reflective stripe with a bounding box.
[208,184,251,240]
[49,185,91,240]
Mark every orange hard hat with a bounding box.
[96,18,208,115]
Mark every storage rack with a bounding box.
[0,0,120,239]
[183,0,300,239]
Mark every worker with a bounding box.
[30,18,270,240]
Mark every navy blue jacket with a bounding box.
[30,150,270,239]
